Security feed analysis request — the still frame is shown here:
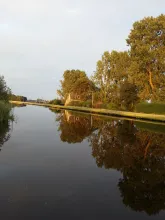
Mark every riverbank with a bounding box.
[10,101,165,123]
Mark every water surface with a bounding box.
[0,105,165,219]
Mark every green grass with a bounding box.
[0,101,13,123]
[135,102,165,115]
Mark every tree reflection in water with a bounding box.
[0,120,11,150]
[55,110,165,216]
[56,110,97,143]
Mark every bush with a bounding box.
[93,102,118,110]
[66,100,119,109]
[105,103,118,110]
[66,100,92,108]
[82,100,92,108]
[135,102,165,115]
[49,99,62,105]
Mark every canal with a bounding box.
[0,105,165,219]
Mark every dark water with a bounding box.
[0,105,165,220]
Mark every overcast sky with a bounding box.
[0,0,164,99]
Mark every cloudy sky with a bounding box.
[0,0,164,99]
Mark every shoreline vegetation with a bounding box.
[10,101,165,123]
[0,76,13,123]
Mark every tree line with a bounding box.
[57,14,165,111]
[10,94,27,102]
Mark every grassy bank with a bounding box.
[10,101,165,122]
[136,102,165,115]
[0,101,13,123]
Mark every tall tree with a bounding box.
[0,76,11,102]
[109,51,131,104]
[57,69,89,100]
[92,51,130,104]
[127,14,165,101]
[72,77,96,101]
[92,51,111,103]
[120,81,139,111]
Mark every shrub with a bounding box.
[82,100,92,108]
[105,103,118,110]
[49,99,62,105]
[66,100,92,108]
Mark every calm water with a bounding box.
[0,105,165,219]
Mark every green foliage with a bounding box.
[66,100,92,108]
[71,77,96,101]
[0,76,11,102]
[136,102,165,115]
[82,100,92,108]
[57,14,165,112]
[92,50,131,104]
[10,94,27,102]
[120,81,139,111]
[104,103,118,110]
[0,76,13,123]
[92,51,111,102]
[127,14,165,101]
[57,69,89,100]
[49,99,62,105]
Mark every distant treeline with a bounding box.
[57,14,165,111]
[10,94,27,102]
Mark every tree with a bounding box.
[0,76,11,102]
[55,111,94,143]
[109,51,131,105]
[71,77,96,101]
[92,51,131,105]
[127,14,165,101]
[57,69,88,101]
[120,81,139,111]
[92,51,111,103]
[0,119,11,149]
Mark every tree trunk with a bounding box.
[147,69,154,90]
